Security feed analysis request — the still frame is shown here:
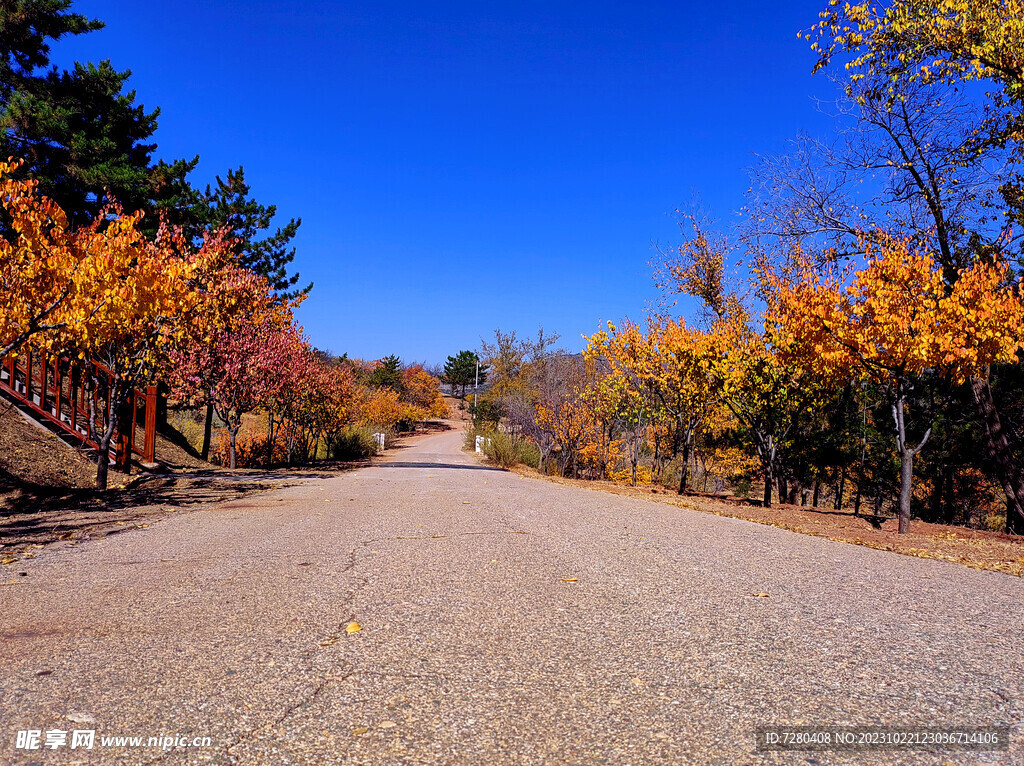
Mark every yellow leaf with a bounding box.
[750,592,770,598]
[560,577,579,582]
[345,621,362,634]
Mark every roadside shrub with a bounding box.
[330,426,380,460]
[483,431,540,469]
[734,476,751,499]
[464,426,491,454]
[609,465,653,485]
[514,437,540,468]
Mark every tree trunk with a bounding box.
[763,465,773,508]
[229,428,239,470]
[928,464,944,524]
[970,373,1024,534]
[629,435,639,487]
[678,439,691,495]
[892,387,930,535]
[95,430,112,490]
[834,466,846,511]
[266,411,276,466]
[787,482,799,505]
[812,480,820,508]
[898,448,913,534]
[94,382,125,491]
[201,401,214,461]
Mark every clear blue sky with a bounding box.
[55,0,835,364]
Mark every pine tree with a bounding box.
[0,1,194,226]
[443,350,487,398]
[201,167,309,298]
[369,355,403,391]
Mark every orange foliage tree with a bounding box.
[401,364,450,419]
[767,233,1024,532]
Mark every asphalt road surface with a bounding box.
[2,430,1022,765]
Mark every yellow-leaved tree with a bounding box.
[73,216,231,488]
[0,161,93,358]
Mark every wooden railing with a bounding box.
[0,349,157,468]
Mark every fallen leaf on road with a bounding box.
[631,677,645,687]
[319,636,339,646]
[345,621,362,634]
[750,593,770,598]
[1,557,17,565]
[561,577,579,582]
[352,727,368,736]
[462,501,471,505]
[378,721,397,729]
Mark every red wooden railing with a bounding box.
[0,349,157,468]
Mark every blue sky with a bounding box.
[55,0,836,364]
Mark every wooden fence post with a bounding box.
[143,385,158,466]
[115,395,133,472]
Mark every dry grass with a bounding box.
[513,466,1024,578]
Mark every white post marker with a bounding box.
[373,432,386,450]
[475,435,485,453]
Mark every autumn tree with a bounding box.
[361,387,406,432]
[72,217,230,488]
[166,267,292,462]
[707,317,817,508]
[172,308,301,470]
[809,0,1024,117]
[768,234,1024,532]
[802,0,1024,532]
[586,321,663,487]
[653,212,811,505]
[648,317,718,494]
[535,357,604,478]
[299,360,357,461]
[402,364,449,418]
[0,160,86,358]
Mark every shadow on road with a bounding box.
[0,476,285,551]
[375,461,506,472]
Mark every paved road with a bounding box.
[2,431,1022,765]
